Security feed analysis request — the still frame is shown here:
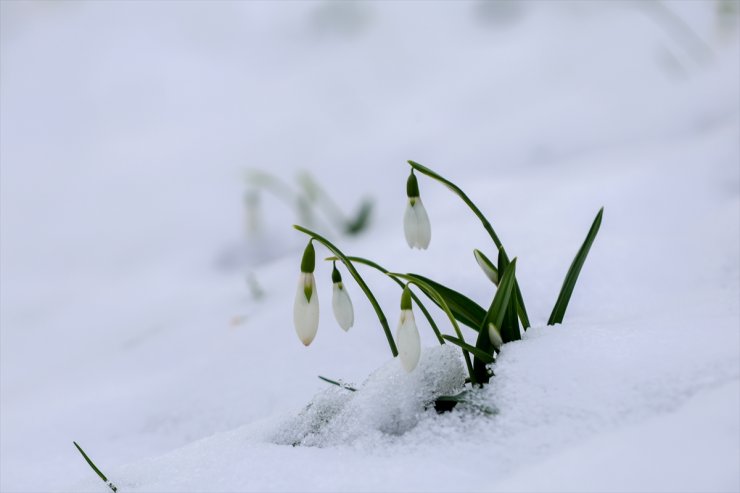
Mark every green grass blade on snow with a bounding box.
[73,442,118,492]
[548,207,604,326]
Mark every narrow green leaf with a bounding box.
[548,207,604,325]
[73,442,117,492]
[514,282,531,329]
[442,335,494,364]
[473,258,518,383]
[318,375,357,391]
[344,199,373,235]
[403,273,486,331]
[497,247,530,330]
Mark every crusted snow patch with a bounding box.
[272,344,466,447]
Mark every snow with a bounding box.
[1,1,738,492]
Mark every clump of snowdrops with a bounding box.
[293,160,602,401]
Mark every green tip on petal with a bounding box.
[406,172,420,198]
[400,285,413,310]
[304,282,312,302]
[331,262,342,283]
[301,241,316,273]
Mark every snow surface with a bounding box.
[1,1,739,492]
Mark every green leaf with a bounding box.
[404,273,486,331]
[73,442,117,492]
[442,335,494,364]
[473,258,518,383]
[497,247,530,330]
[514,282,531,329]
[344,198,373,235]
[318,375,357,392]
[548,207,604,325]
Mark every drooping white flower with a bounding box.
[474,249,499,286]
[293,242,319,346]
[403,172,431,249]
[396,286,421,372]
[487,322,503,352]
[331,263,354,331]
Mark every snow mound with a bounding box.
[272,344,466,447]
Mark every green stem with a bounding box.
[390,273,476,384]
[408,160,503,249]
[294,225,398,357]
[327,255,445,345]
[408,160,531,330]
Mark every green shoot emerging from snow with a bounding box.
[292,160,603,401]
[73,442,118,492]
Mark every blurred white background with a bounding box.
[1,2,738,492]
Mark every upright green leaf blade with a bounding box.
[404,273,486,331]
[73,442,117,492]
[548,207,604,325]
[473,259,518,383]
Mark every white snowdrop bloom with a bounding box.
[487,322,503,351]
[331,263,354,331]
[294,272,319,346]
[293,242,319,346]
[396,287,421,372]
[403,172,431,249]
[474,249,499,285]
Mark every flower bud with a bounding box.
[294,241,319,346]
[396,286,421,372]
[331,263,354,331]
[474,249,499,285]
[487,322,503,352]
[403,172,431,250]
[294,272,319,346]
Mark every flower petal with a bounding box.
[294,273,319,346]
[403,200,419,248]
[396,309,421,372]
[332,283,354,331]
[487,322,503,351]
[413,198,431,249]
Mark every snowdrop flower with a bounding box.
[331,262,354,331]
[403,171,431,249]
[487,322,503,352]
[474,249,499,286]
[396,286,421,372]
[293,241,319,346]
